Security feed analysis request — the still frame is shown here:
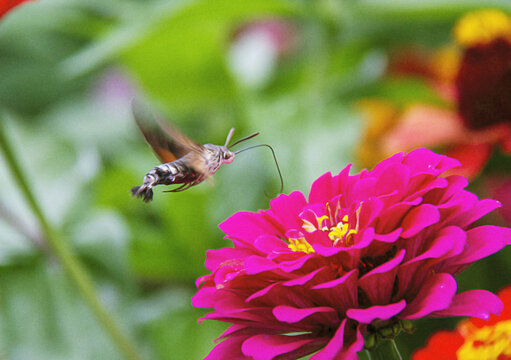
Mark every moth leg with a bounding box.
[163,183,192,193]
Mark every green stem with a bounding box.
[390,339,403,360]
[363,349,373,360]
[0,117,143,360]
[370,339,403,360]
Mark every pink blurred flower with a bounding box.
[194,149,511,359]
[0,0,32,19]
[229,19,297,88]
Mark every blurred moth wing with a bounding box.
[131,100,205,171]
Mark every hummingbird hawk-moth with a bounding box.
[131,101,283,202]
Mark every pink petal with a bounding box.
[374,163,411,197]
[404,177,448,203]
[448,225,507,266]
[401,204,440,238]
[374,228,403,243]
[253,235,288,254]
[348,178,377,204]
[399,273,457,320]
[279,253,318,272]
[309,172,335,204]
[457,198,502,227]
[359,249,406,304]
[244,255,279,274]
[402,148,442,175]
[371,153,406,175]
[347,300,407,324]
[215,324,274,342]
[358,197,384,229]
[377,198,423,234]
[431,290,503,320]
[246,282,280,303]
[205,248,254,272]
[404,148,461,175]
[412,226,467,263]
[192,287,218,308]
[242,334,324,360]
[396,227,466,297]
[220,212,282,243]
[283,267,330,287]
[309,319,349,360]
[246,283,314,309]
[268,191,308,230]
[312,269,359,314]
[350,227,375,250]
[205,336,248,360]
[200,310,269,326]
[424,174,468,204]
[273,305,337,323]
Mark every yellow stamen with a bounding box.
[317,215,329,231]
[328,216,357,245]
[300,213,358,248]
[457,319,511,359]
[288,237,315,254]
[454,9,511,47]
[302,215,330,233]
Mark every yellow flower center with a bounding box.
[327,215,357,246]
[288,236,315,254]
[457,319,511,360]
[301,213,357,247]
[454,9,511,47]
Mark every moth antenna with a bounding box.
[224,128,235,147]
[229,132,260,148]
[235,144,284,194]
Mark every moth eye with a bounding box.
[224,153,232,159]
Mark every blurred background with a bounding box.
[1,0,511,359]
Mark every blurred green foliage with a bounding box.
[1,0,511,359]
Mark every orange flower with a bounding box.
[413,286,511,360]
[357,9,511,178]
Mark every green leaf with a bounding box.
[0,262,126,359]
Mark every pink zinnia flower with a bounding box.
[193,149,511,359]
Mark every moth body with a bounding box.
[131,143,236,202]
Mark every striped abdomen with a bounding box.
[131,158,203,202]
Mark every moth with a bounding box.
[131,101,282,202]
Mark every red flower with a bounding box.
[0,0,32,19]
[356,9,511,179]
[413,285,511,360]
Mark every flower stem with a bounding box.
[363,349,373,360]
[0,117,143,360]
[370,339,403,360]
